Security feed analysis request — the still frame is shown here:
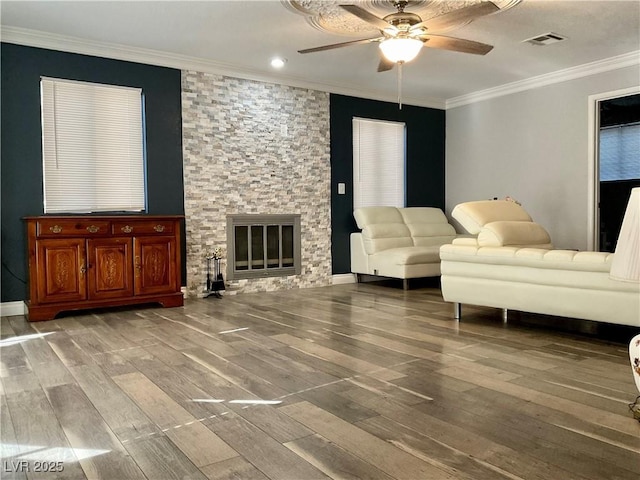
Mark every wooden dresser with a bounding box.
[25,215,184,321]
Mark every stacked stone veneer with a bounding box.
[182,71,332,296]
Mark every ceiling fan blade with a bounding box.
[298,37,382,54]
[377,57,395,72]
[410,1,499,33]
[421,35,493,55]
[340,4,399,34]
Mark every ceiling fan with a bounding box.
[298,1,499,72]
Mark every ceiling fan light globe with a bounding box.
[379,38,423,63]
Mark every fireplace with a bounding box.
[226,214,301,280]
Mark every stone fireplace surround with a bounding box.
[182,71,332,297]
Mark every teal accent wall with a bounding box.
[330,94,446,274]
[1,43,184,302]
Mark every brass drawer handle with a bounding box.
[121,225,133,233]
[49,225,62,234]
[153,224,165,233]
[86,225,99,233]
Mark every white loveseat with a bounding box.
[440,197,640,326]
[350,206,459,288]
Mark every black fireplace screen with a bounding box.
[227,214,301,279]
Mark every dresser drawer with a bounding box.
[112,220,175,236]
[37,219,111,237]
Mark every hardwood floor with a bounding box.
[1,283,639,480]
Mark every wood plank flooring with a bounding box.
[2,282,639,479]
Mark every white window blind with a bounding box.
[353,117,406,209]
[599,123,640,181]
[41,77,146,213]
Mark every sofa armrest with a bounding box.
[452,235,479,246]
[350,232,370,274]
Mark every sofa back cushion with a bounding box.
[452,200,532,234]
[354,207,412,254]
[478,221,552,248]
[399,207,457,247]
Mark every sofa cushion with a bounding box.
[371,246,441,266]
[361,224,413,254]
[478,221,552,248]
[398,207,457,246]
[398,207,449,224]
[452,200,532,234]
[354,207,412,254]
[354,206,403,228]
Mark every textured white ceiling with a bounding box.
[1,1,639,108]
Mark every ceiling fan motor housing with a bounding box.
[383,12,422,29]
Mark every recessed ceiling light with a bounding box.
[271,57,287,69]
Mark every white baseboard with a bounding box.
[0,301,27,317]
[332,273,356,285]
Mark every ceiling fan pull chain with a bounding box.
[398,61,403,110]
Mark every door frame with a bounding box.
[587,85,640,251]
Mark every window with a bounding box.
[227,214,301,280]
[40,77,146,213]
[599,123,640,181]
[352,117,406,209]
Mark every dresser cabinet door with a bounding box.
[133,236,178,296]
[36,238,87,304]
[87,237,134,300]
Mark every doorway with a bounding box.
[588,87,640,251]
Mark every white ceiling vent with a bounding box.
[523,32,567,46]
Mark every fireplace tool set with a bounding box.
[204,248,225,298]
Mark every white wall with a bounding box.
[446,65,639,250]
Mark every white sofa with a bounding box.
[440,198,640,326]
[350,206,459,288]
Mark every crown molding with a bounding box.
[0,26,446,109]
[5,26,635,111]
[446,50,640,109]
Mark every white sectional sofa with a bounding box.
[440,197,640,327]
[350,206,459,288]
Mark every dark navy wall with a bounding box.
[330,94,446,274]
[1,43,184,302]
